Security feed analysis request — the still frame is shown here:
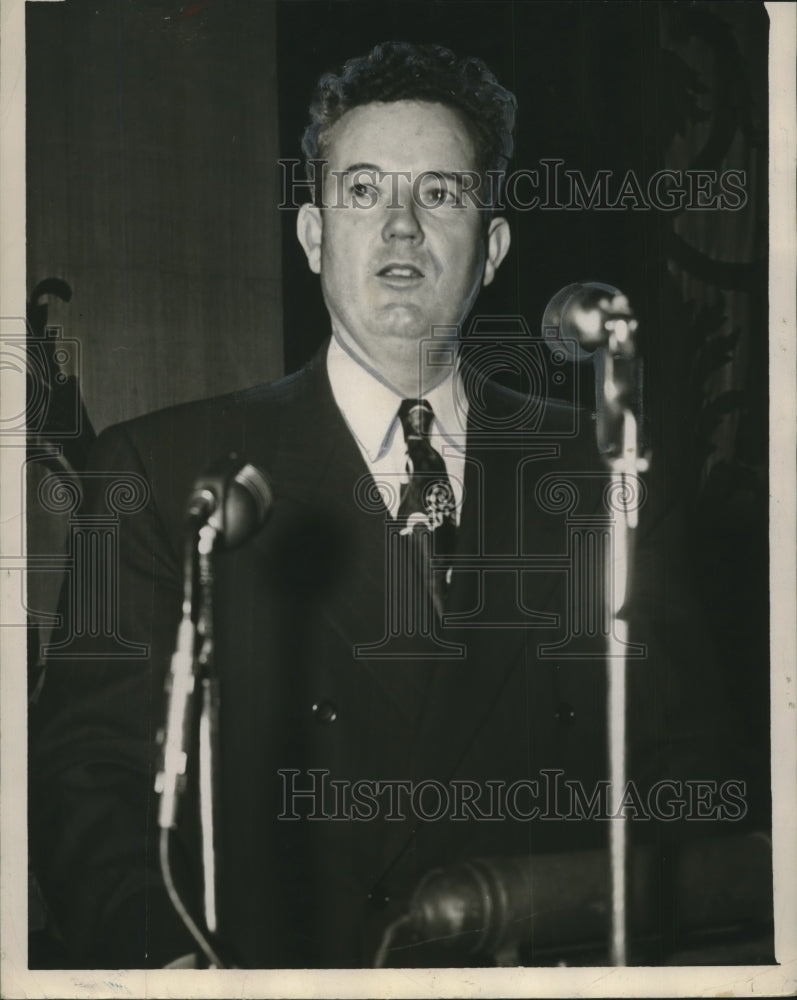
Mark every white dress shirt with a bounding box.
[326,336,468,521]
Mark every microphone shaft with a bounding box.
[156,616,197,830]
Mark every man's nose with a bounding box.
[381,191,424,243]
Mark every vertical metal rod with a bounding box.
[606,424,637,967]
[608,619,628,966]
[579,300,644,967]
[198,678,218,934]
[196,523,219,941]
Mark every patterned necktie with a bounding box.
[396,399,457,616]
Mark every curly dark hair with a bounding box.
[301,41,517,184]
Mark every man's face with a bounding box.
[297,100,510,395]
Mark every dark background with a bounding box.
[26,0,771,928]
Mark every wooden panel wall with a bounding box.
[27,1,284,435]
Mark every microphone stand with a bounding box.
[155,514,225,968]
[155,457,272,968]
[196,523,221,939]
[595,310,648,967]
[544,282,648,965]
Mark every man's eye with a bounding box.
[422,184,460,207]
[351,182,374,198]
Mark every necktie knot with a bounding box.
[398,398,434,441]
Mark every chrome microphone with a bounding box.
[407,856,536,957]
[186,454,273,548]
[542,282,642,457]
[402,835,773,962]
[541,281,639,360]
[156,455,272,830]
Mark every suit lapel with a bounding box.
[264,351,445,742]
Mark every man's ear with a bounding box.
[297,203,323,274]
[482,216,511,287]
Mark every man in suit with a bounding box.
[30,41,751,970]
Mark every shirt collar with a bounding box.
[326,336,467,462]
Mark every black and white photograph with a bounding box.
[1,0,795,996]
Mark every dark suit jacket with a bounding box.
[30,342,744,968]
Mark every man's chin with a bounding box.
[375,310,460,345]
[366,329,461,396]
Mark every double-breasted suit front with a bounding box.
[30,341,740,968]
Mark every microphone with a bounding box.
[407,856,536,957]
[542,282,642,457]
[155,454,272,830]
[541,281,638,361]
[403,835,773,962]
[186,454,273,548]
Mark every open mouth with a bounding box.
[376,263,425,281]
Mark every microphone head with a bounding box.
[541,281,629,361]
[408,856,535,955]
[214,461,273,549]
[187,454,273,548]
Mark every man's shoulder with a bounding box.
[474,376,595,444]
[95,356,326,455]
[83,353,334,509]
[80,356,335,530]
[127,365,315,437]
